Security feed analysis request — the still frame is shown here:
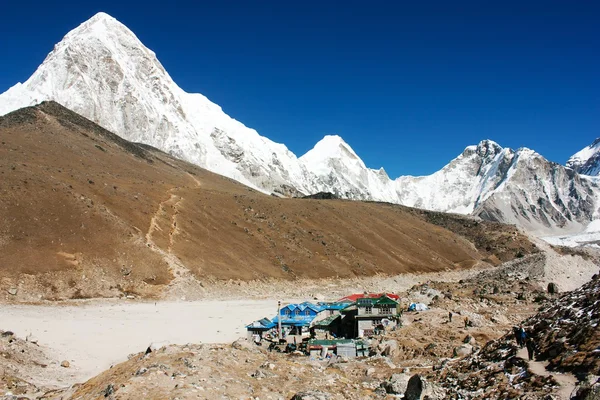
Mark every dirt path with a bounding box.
[517,347,577,399]
[144,172,203,297]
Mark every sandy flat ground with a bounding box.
[0,299,283,387]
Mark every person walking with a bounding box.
[464,316,470,329]
[526,337,535,360]
[448,311,453,323]
[518,327,527,348]
[513,326,521,347]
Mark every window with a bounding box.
[285,309,291,317]
[305,310,310,316]
[365,306,372,314]
[380,306,390,314]
[295,309,301,316]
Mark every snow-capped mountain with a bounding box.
[0,12,316,197]
[567,137,600,176]
[395,140,600,234]
[300,135,399,202]
[1,12,598,236]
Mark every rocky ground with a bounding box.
[2,250,597,400]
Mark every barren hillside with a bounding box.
[0,102,536,301]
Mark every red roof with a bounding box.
[337,293,400,302]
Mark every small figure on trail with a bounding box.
[518,326,527,348]
[513,326,522,347]
[448,311,453,323]
[525,337,535,360]
[464,316,470,329]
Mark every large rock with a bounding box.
[380,339,399,357]
[405,374,446,400]
[454,344,473,357]
[291,391,331,400]
[463,334,477,345]
[382,373,411,394]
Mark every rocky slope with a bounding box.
[423,271,600,399]
[0,101,538,302]
[11,247,596,400]
[0,12,598,236]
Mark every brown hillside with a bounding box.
[0,102,535,300]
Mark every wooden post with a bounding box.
[277,300,282,341]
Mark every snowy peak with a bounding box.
[0,12,313,196]
[476,139,503,158]
[567,137,600,176]
[301,135,364,169]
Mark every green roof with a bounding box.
[375,296,399,305]
[312,314,340,327]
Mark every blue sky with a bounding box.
[1,1,598,177]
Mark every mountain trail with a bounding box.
[143,176,206,299]
[517,347,577,400]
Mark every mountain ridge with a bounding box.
[1,12,599,237]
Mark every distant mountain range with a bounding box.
[1,12,599,237]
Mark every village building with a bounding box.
[337,293,400,303]
[341,294,400,338]
[245,294,399,351]
[307,339,368,358]
[245,318,276,343]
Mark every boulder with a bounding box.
[291,391,331,400]
[547,282,559,294]
[405,374,425,400]
[7,287,17,296]
[380,339,398,357]
[251,369,266,379]
[382,373,411,394]
[453,344,473,357]
[231,339,254,351]
[463,334,477,345]
[405,374,446,400]
[61,360,70,368]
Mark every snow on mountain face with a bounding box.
[1,12,598,237]
[299,135,398,201]
[394,140,600,234]
[567,137,600,176]
[0,12,314,197]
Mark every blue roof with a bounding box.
[282,302,323,313]
[245,318,276,330]
[272,314,316,326]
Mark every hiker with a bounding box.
[464,316,470,329]
[513,326,521,347]
[518,327,527,348]
[448,311,453,323]
[526,337,535,360]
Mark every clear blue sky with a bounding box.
[1,1,598,177]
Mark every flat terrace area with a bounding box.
[0,299,281,386]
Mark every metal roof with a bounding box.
[245,318,276,330]
[312,314,340,327]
